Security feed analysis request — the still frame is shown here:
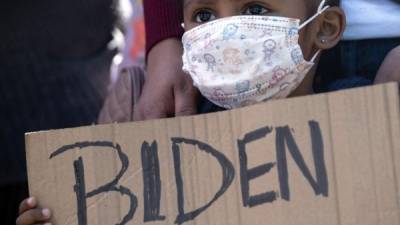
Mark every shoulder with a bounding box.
[375,46,400,84]
[98,66,145,124]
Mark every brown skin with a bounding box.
[374,45,400,85]
[184,0,346,96]
[16,197,51,225]
[133,38,200,120]
[17,1,346,224]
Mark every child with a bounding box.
[99,0,347,122]
[16,0,346,224]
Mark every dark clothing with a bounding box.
[1,0,118,223]
[316,38,400,92]
[2,0,117,59]
[144,0,184,54]
[0,182,28,225]
[327,77,373,91]
[0,47,114,185]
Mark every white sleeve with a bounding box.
[342,0,400,40]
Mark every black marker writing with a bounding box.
[141,141,165,222]
[171,137,235,225]
[275,121,328,201]
[238,126,277,207]
[50,141,138,225]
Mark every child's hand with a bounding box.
[16,197,52,225]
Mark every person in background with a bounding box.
[3,0,182,222]
[0,0,118,223]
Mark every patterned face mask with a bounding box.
[182,0,329,109]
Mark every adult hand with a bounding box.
[134,38,199,121]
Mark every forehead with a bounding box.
[183,0,312,21]
[184,0,216,7]
[184,0,311,8]
[184,0,257,6]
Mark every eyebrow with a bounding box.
[183,0,216,9]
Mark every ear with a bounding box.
[314,6,346,50]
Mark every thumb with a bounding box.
[174,79,199,117]
[133,82,175,121]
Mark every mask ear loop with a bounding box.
[299,0,330,30]
[310,49,321,63]
[299,0,329,62]
[181,23,185,29]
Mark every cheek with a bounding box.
[297,28,315,59]
[182,14,198,31]
[185,22,201,31]
[183,19,193,30]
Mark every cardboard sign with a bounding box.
[26,83,400,225]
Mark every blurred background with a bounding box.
[0,0,145,224]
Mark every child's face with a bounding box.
[183,0,319,66]
[182,0,345,106]
[184,0,310,30]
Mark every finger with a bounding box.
[174,76,199,117]
[19,197,37,214]
[16,208,51,225]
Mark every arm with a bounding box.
[134,0,199,121]
[374,46,400,84]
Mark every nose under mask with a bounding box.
[182,0,330,109]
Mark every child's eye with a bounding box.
[194,10,216,23]
[243,4,269,15]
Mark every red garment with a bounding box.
[143,0,184,54]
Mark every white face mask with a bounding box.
[182,0,330,109]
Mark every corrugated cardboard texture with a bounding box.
[26,83,400,225]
